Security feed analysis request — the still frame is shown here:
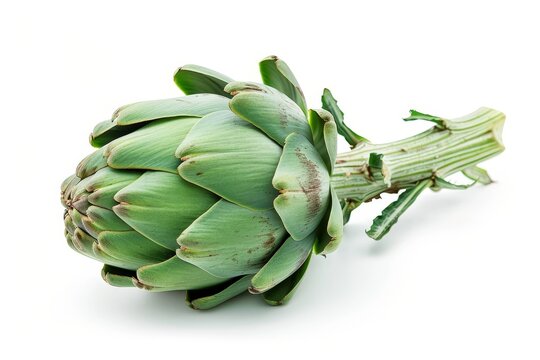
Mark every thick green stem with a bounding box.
[331,107,505,202]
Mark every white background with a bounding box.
[4,0,540,359]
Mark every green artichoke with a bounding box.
[61,55,505,309]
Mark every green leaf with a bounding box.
[433,177,476,190]
[69,208,86,231]
[114,94,229,126]
[366,179,432,240]
[262,254,311,306]
[136,256,227,291]
[87,181,133,210]
[84,168,142,210]
[92,241,140,270]
[72,196,91,215]
[273,133,331,240]
[84,168,142,207]
[177,110,281,210]
[368,152,384,169]
[71,227,98,260]
[98,231,174,268]
[250,232,315,294]
[61,175,80,208]
[107,117,199,173]
[368,153,391,186]
[90,120,145,148]
[321,88,368,146]
[76,146,108,178]
[65,231,83,256]
[313,186,344,254]
[403,109,446,128]
[82,206,131,239]
[186,275,253,310]
[224,81,281,96]
[113,171,218,250]
[308,109,338,172]
[174,64,233,98]
[101,265,136,288]
[462,165,493,185]
[91,94,229,147]
[69,177,93,214]
[228,86,311,146]
[64,212,76,236]
[259,55,307,115]
[178,200,287,278]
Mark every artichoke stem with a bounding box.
[330,108,505,202]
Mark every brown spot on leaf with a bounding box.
[278,102,288,127]
[294,147,322,216]
[263,235,276,249]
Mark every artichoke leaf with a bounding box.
[136,255,226,290]
[462,165,493,185]
[262,254,311,306]
[91,94,229,147]
[98,231,174,269]
[177,110,281,210]
[259,55,307,115]
[64,213,76,236]
[308,108,338,172]
[71,227,102,262]
[87,181,132,210]
[114,94,229,126]
[321,88,368,146]
[177,200,287,278]
[366,179,432,240]
[90,120,144,148]
[92,241,140,270]
[113,171,218,250]
[82,206,132,239]
[186,275,253,310]
[101,265,136,288]
[107,117,199,173]
[76,146,109,179]
[224,81,282,96]
[84,167,141,192]
[228,87,311,146]
[433,176,476,190]
[61,174,80,207]
[313,186,344,255]
[84,168,142,209]
[65,231,83,256]
[273,133,331,240]
[250,232,315,294]
[403,109,446,129]
[174,64,233,98]
[69,208,86,231]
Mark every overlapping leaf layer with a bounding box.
[62,56,344,309]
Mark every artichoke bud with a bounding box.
[61,56,342,309]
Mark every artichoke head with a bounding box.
[61,56,344,309]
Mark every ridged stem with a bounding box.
[331,108,505,201]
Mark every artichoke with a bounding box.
[61,56,505,309]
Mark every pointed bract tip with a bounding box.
[248,286,261,295]
[263,55,279,61]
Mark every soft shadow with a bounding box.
[78,281,295,330]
